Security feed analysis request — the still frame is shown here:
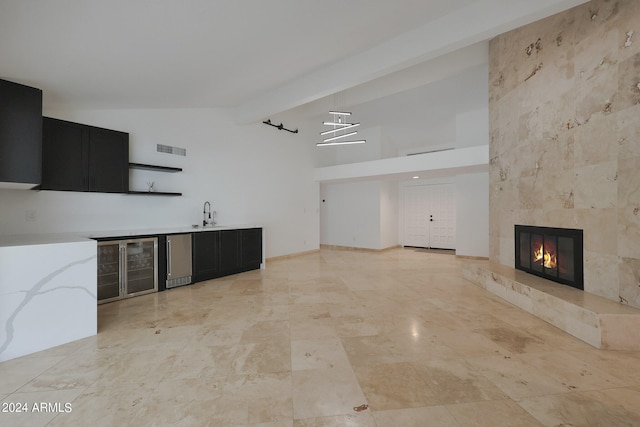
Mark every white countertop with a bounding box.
[0,224,262,248]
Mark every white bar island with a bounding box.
[0,235,97,362]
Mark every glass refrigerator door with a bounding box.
[98,242,122,302]
[125,239,157,296]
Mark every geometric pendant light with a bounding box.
[317,111,366,146]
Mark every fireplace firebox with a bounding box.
[514,225,583,290]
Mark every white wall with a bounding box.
[0,108,319,258]
[456,108,488,148]
[455,172,489,257]
[453,107,489,257]
[320,181,384,249]
[379,181,399,249]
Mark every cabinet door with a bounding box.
[98,242,123,303]
[88,127,128,193]
[193,231,220,282]
[241,228,262,268]
[41,118,89,191]
[0,79,42,186]
[219,230,241,273]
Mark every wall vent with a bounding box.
[157,144,186,156]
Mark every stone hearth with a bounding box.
[462,260,640,350]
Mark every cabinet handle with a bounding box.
[166,240,172,278]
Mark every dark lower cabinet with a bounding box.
[41,117,128,193]
[192,228,262,283]
[192,231,220,282]
[219,230,242,273]
[241,228,263,270]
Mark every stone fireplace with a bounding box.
[515,225,583,290]
[489,0,640,309]
[463,0,640,351]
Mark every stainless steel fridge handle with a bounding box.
[166,239,172,278]
[119,245,126,293]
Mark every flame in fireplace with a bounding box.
[533,245,557,269]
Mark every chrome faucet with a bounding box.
[203,201,211,226]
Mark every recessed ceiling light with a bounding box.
[413,176,420,179]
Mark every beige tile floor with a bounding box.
[2,248,640,426]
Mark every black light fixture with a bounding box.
[263,119,298,134]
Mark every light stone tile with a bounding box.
[466,354,571,399]
[583,251,619,300]
[517,387,640,427]
[617,51,640,111]
[617,153,640,259]
[47,381,153,427]
[618,257,640,308]
[372,406,461,427]
[290,318,339,341]
[223,372,293,424]
[573,161,618,210]
[565,348,640,385]
[294,412,376,427]
[291,338,351,371]
[292,366,366,420]
[413,359,508,405]
[240,320,290,344]
[341,335,407,367]
[232,334,291,375]
[191,325,243,347]
[573,113,618,167]
[516,351,628,391]
[162,343,237,381]
[0,355,66,395]
[616,103,640,158]
[446,399,544,427]
[16,349,126,392]
[353,362,440,411]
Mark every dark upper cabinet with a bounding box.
[41,118,87,191]
[0,79,42,188]
[88,127,128,193]
[41,117,128,193]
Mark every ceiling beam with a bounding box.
[230,0,588,124]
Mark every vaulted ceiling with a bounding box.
[0,0,588,149]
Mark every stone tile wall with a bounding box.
[489,0,640,307]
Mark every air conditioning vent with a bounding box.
[157,144,186,156]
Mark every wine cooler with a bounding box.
[97,237,158,304]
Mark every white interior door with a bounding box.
[404,186,430,247]
[428,184,456,249]
[403,184,456,250]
